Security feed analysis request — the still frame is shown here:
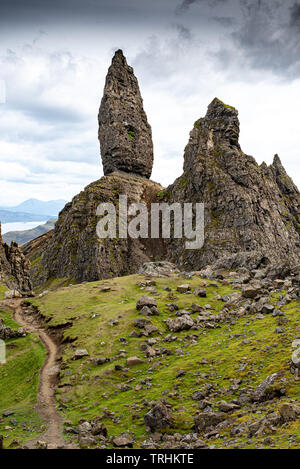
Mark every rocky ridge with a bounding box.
[165,98,300,270]
[0,224,32,294]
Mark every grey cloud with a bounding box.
[176,0,228,13]
[7,100,85,124]
[174,23,192,40]
[230,0,300,78]
[290,2,300,29]
[1,47,90,128]
[211,16,236,27]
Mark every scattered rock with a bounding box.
[112,433,135,447]
[260,304,275,314]
[78,434,97,447]
[0,320,22,340]
[138,262,179,277]
[166,315,194,332]
[136,296,157,310]
[144,402,172,432]
[4,290,22,299]
[90,419,108,437]
[278,403,300,423]
[251,373,284,402]
[134,318,151,328]
[242,284,262,299]
[72,349,89,360]
[194,288,207,297]
[194,412,226,433]
[177,284,191,293]
[126,356,143,366]
[218,401,240,413]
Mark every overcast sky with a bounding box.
[0,0,299,205]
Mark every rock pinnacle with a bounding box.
[98,49,154,178]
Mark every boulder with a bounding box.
[126,356,143,367]
[144,402,172,432]
[90,420,108,437]
[242,284,262,299]
[72,349,89,360]
[4,290,22,299]
[194,411,226,433]
[0,320,22,341]
[261,304,275,314]
[112,434,134,447]
[251,373,284,402]
[177,284,191,293]
[218,401,240,413]
[78,434,97,448]
[166,315,194,332]
[134,318,151,328]
[138,262,179,277]
[136,295,157,310]
[194,288,207,298]
[278,403,300,423]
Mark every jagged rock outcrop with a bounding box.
[24,51,162,286]
[165,97,300,269]
[98,49,153,178]
[26,172,164,285]
[22,54,300,287]
[0,224,32,294]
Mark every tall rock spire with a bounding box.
[98,49,154,178]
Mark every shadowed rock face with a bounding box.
[98,50,153,178]
[25,172,165,285]
[0,224,32,294]
[166,97,300,270]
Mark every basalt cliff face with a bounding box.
[27,173,163,285]
[24,52,300,287]
[0,224,32,294]
[165,98,300,270]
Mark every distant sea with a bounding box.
[1,221,47,234]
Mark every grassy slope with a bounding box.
[0,307,45,448]
[28,273,300,449]
[0,285,8,300]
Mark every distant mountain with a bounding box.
[0,198,67,217]
[2,218,57,245]
[0,210,51,224]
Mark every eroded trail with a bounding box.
[8,299,65,449]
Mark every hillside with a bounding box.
[0,210,50,224]
[1,265,299,449]
[0,199,66,217]
[2,219,56,246]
